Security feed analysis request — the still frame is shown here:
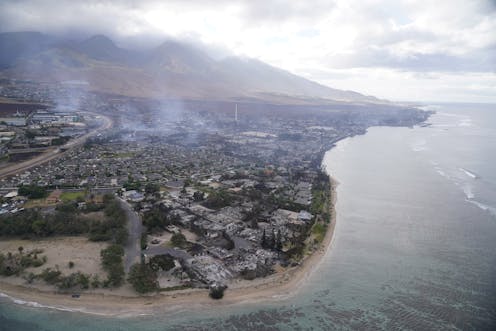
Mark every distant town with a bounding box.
[0,78,430,298]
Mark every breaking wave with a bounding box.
[466,200,496,218]
[0,292,145,317]
[410,138,428,152]
[0,292,77,313]
[459,168,479,179]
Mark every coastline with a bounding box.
[0,176,338,317]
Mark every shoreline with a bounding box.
[0,176,339,317]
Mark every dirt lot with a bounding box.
[0,236,108,277]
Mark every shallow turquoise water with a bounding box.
[1,103,495,330]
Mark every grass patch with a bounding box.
[311,222,327,243]
[23,198,52,208]
[158,284,191,292]
[60,191,86,202]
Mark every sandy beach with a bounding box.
[0,178,338,316]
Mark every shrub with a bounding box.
[40,268,62,284]
[91,275,101,288]
[209,284,227,299]
[78,273,90,289]
[19,255,43,268]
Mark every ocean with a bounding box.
[1,103,495,330]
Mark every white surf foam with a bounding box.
[1,292,81,312]
[459,168,478,179]
[458,118,473,127]
[467,200,496,218]
[434,166,449,179]
[417,105,441,111]
[0,291,131,316]
[462,184,475,199]
[410,138,427,152]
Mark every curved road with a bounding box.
[0,112,112,179]
[117,197,143,273]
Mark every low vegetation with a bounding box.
[310,171,331,222]
[170,232,187,248]
[60,191,86,202]
[140,233,148,249]
[0,248,98,290]
[127,262,158,294]
[100,244,125,287]
[0,248,47,276]
[142,205,179,233]
[149,254,175,272]
[0,194,130,291]
[209,284,227,299]
[311,222,327,243]
[128,255,178,293]
[58,271,90,289]
[202,189,233,210]
[18,184,48,199]
[123,176,142,191]
[37,267,94,290]
[89,197,128,244]
[0,195,128,245]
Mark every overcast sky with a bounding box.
[1,0,495,103]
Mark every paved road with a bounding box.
[0,112,112,179]
[117,197,143,273]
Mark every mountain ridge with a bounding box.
[0,32,385,105]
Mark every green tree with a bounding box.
[18,185,48,199]
[91,275,101,288]
[209,284,227,299]
[144,183,160,195]
[202,189,233,209]
[127,263,158,293]
[149,255,175,272]
[114,227,129,245]
[140,233,148,250]
[100,244,125,287]
[170,232,187,248]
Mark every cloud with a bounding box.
[239,0,336,24]
[0,0,495,102]
[308,67,496,103]
[0,1,155,39]
[321,47,496,72]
